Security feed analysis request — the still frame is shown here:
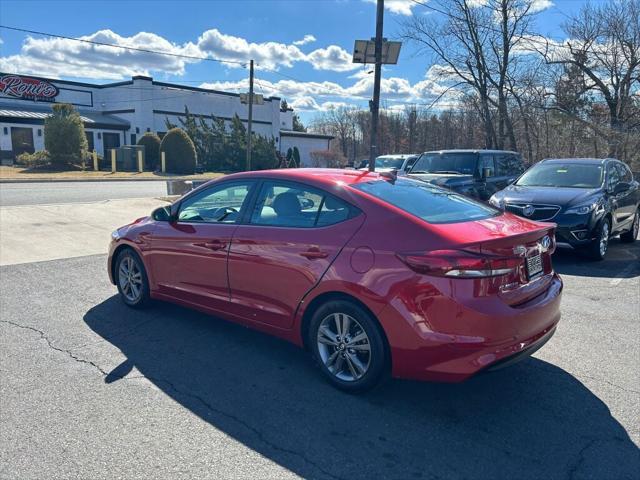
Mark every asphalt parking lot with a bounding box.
[1,195,639,479]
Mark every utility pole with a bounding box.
[246,59,254,171]
[369,0,384,172]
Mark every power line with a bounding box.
[0,25,247,67]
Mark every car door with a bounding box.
[606,162,626,231]
[227,180,365,330]
[614,162,638,228]
[147,180,256,311]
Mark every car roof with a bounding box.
[376,154,419,158]
[540,158,613,165]
[221,168,388,188]
[423,149,519,155]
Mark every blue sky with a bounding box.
[0,0,588,120]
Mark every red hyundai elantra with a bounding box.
[108,169,562,392]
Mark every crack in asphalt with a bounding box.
[0,319,343,480]
[1,320,108,376]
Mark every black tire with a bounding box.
[620,209,639,243]
[308,299,388,393]
[585,219,610,261]
[115,248,151,308]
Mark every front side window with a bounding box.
[251,181,354,228]
[178,182,252,223]
[411,152,478,175]
[479,154,495,177]
[607,163,621,191]
[495,154,523,176]
[517,163,604,189]
[352,178,498,224]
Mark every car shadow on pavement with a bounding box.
[552,237,640,279]
[84,297,640,480]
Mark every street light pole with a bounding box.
[369,0,384,172]
[246,59,254,171]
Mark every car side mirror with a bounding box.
[152,206,171,222]
[481,167,492,180]
[613,182,630,195]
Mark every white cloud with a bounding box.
[531,0,554,13]
[0,28,363,79]
[0,29,201,80]
[306,45,359,72]
[363,0,417,16]
[293,34,317,46]
[201,68,462,112]
[196,28,306,70]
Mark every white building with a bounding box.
[0,73,332,166]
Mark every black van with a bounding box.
[407,149,525,201]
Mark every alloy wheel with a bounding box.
[316,312,371,382]
[118,255,143,303]
[599,222,610,257]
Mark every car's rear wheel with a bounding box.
[115,249,150,308]
[620,209,639,243]
[586,219,610,260]
[309,300,387,393]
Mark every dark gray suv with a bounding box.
[408,149,525,201]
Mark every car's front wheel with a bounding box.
[115,249,150,308]
[586,219,610,260]
[309,300,387,393]
[620,209,639,243]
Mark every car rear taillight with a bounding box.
[396,249,521,278]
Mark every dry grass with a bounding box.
[0,165,225,181]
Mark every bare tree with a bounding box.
[540,0,640,156]
[402,0,540,150]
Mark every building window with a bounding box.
[135,127,140,134]
[130,134,137,145]
[85,132,95,152]
[37,129,42,137]
[97,132,102,139]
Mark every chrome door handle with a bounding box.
[300,248,328,259]
[203,240,226,251]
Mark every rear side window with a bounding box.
[250,181,354,228]
[352,178,498,224]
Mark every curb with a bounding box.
[0,177,211,184]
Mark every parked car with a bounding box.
[109,169,562,392]
[358,154,419,175]
[489,158,639,260]
[408,149,525,200]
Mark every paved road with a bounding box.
[1,242,638,479]
[0,181,167,206]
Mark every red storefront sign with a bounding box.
[0,74,59,102]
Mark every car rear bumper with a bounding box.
[383,274,562,382]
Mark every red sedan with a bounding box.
[108,169,562,392]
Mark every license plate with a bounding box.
[526,254,543,280]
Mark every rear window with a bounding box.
[352,178,498,224]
